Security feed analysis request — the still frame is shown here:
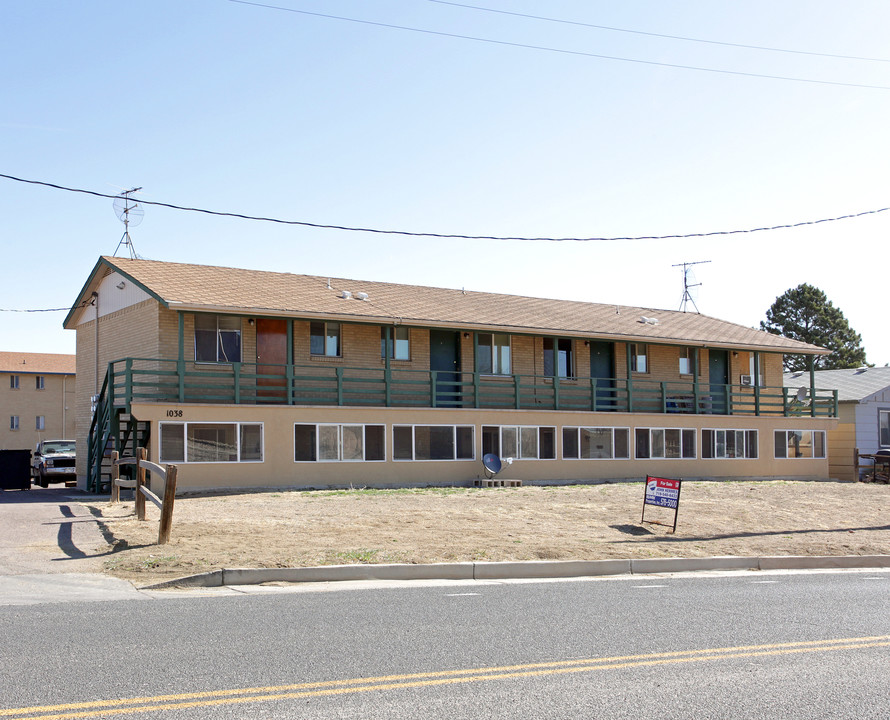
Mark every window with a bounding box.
[380,327,410,360]
[702,429,758,459]
[10,416,19,431]
[294,424,385,462]
[393,425,474,461]
[635,428,696,459]
[310,321,341,357]
[562,427,630,459]
[36,376,46,390]
[482,426,555,460]
[774,430,826,459]
[679,348,695,376]
[195,314,242,363]
[159,422,263,463]
[879,410,889,447]
[477,333,511,375]
[10,375,19,390]
[36,416,45,431]
[630,344,648,373]
[544,338,574,378]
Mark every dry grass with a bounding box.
[83,480,890,583]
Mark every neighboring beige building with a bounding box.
[0,351,76,452]
[65,257,837,493]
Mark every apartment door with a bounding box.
[256,318,288,403]
[430,330,461,407]
[589,341,616,411]
[709,349,729,414]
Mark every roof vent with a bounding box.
[340,290,353,300]
[355,291,369,301]
[638,316,659,325]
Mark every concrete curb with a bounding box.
[139,555,890,590]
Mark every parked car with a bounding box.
[32,440,77,487]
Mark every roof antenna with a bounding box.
[113,187,143,259]
[673,260,710,313]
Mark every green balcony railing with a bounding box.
[101,357,839,418]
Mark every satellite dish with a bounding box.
[482,453,502,479]
[113,194,144,227]
[796,387,808,402]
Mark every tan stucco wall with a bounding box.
[131,401,834,493]
[0,372,76,451]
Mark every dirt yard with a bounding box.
[81,480,890,584]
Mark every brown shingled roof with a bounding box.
[74,256,825,355]
[0,352,76,375]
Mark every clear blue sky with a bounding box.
[3,1,889,364]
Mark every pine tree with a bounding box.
[761,284,868,371]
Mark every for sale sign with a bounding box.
[641,476,682,532]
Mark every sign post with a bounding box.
[641,475,682,533]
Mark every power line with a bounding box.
[427,0,890,65]
[227,0,890,91]
[2,171,888,242]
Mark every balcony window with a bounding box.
[679,348,695,376]
[380,327,410,360]
[630,344,648,373]
[310,321,341,357]
[477,333,511,375]
[195,314,242,363]
[544,338,574,378]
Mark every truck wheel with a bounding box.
[38,473,49,489]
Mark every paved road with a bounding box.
[1,570,888,718]
[0,486,142,604]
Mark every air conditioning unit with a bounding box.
[740,375,753,386]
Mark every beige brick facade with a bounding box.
[1,357,75,452]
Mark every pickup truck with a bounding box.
[32,439,77,487]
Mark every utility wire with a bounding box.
[227,0,890,91]
[427,0,890,64]
[2,171,888,243]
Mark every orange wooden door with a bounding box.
[256,318,288,402]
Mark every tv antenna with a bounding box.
[673,260,710,313]
[112,187,143,259]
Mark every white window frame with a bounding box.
[477,333,511,376]
[10,375,19,390]
[630,343,648,373]
[562,427,631,460]
[393,424,475,461]
[310,321,341,358]
[36,416,46,431]
[482,425,556,460]
[774,430,826,459]
[194,314,242,364]
[543,338,575,379]
[159,421,264,463]
[293,423,386,462]
[878,409,890,448]
[679,348,695,376]
[635,427,696,459]
[702,428,758,459]
[381,326,410,361]
[10,416,19,431]
[36,375,46,390]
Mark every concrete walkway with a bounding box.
[0,486,144,605]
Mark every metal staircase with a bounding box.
[87,368,150,493]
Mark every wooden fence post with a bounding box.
[109,451,120,503]
[136,447,147,521]
[157,465,178,545]
[854,447,860,482]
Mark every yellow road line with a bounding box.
[4,636,888,720]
